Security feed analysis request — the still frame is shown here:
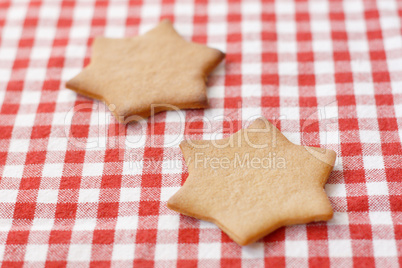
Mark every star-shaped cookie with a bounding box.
[66,20,225,123]
[168,117,336,246]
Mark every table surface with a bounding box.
[0,0,401,267]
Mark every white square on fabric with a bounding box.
[242,21,261,34]
[277,41,297,53]
[162,159,182,174]
[165,110,185,123]
[26,68,47,81]
[198,243,221,259]
[9,139,30,152]
[2,26,22,40]
[322,104,338,119]
[312,40,332,52]
[242,2,260,15]
[387,58,402,72]
[31,218,54,231]
[67,244,92,261]
[285,240,308,258]
[345,20,366,34]
[363,155,384,170]
[61,68,82,81]
[311,20,331,33]
[39,5,60,19]
[2,165,24,178]
[36,26,56,40]
[107,5,127,19]
[359,130,381,144]
[348,40,369,52]
[70,26,91,39]
[122,161,143,176]
[199,220,217,229]
[369,211,392,225]
[207,3,227,16]
[0,190,18,203]
[242,63,261,75]
[282,131,301,145]
[66,45,87,59]
[242,108,262,122]
[158,215,180,230]
[25,244,48,261]
[175,24,193,38]
[320,131,339,145]
[154,244,177,260]
[309,1,328,13]
[377,0,397,10]
[380,17,399,30]
[280,107,299,120]
[383,36,402,51]
[354,82,375,96]
[47,137,68,152]
[373,240,397,257]
[104,26,125,39]
[280,86,298,97]
[37,189,59,203]
[0,219,13,232]
[141,4,160,19]
[208,22,226,36]
[160,187,180,202]
[351,60,372,73]
[356,105,377,119]
[7,6,26,20]
[174,3,193,15]
[276,21,296,34]
[164,134,184,148]
[342,0,363,13]
[74,7,93,19]
[119,187,141,202]
[207,85,225,99]
[329,240,352,257]
[325,183,347,197]
[275,2,295,14]
[0,47,17,61]
[42,163,64,178]
[57,89,78,103]
[78,189,100,203]
[241,84,261,97]
[112,244,135,260]
[242,243,264,259]
[82,163,104,177]
[73,218,97,231]
[116,216,138,230]
[328,212,349,225]
[395,104,402,118]
[125,134,147,149]
[15,113,36,127]
[21,91,41,104]
[278,62,297,76]
[0,69,11,82]
[315,61,334,75]
[366,182,388,196]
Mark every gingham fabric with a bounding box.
[0,0,401,266]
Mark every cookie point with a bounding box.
[160,18,172,25]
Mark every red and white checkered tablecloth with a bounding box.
[0,0,401,266]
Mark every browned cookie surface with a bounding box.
[168,117,336,246]
[66,20,225,123]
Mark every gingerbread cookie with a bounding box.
[66,20,225,123]
[168,117,336,246]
